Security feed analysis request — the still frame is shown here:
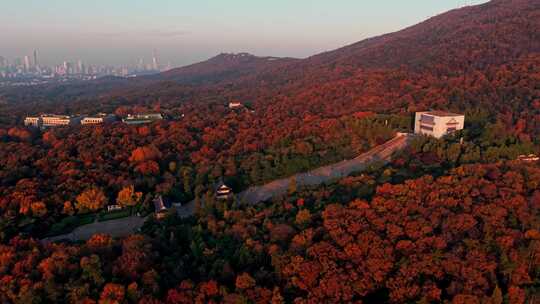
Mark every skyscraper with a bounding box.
[24,56,31,72]
[77,59,85,74]
[33,50,38,68]
[63,61,70,75]
[0,56,6,68]
[152,49,159,71]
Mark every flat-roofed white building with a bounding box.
[24,116,43,128]
[517,154,539,162]
[41,115,83,128]
[228,102,242,109]
[414,111,465,139]
[122,113,163,125]
[81,114,116,125]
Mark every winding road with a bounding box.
[43,133,412,242]
[235,133,411,205]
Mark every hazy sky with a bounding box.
[1,0,489,67]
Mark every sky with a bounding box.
[1,0,489,67]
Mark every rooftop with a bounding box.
[422,110,463,117]
[125,113,163,119]
[85,113,115,118]
[41,114,74,119]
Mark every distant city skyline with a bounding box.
[2,0,489,67]
[0,49,167,69]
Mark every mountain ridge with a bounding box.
[145,0,538,91]
[1,0,539,126]
[153,52,298,85]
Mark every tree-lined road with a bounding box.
[177,133,411,216]
[43,133,411,242]
[236,133,411,205]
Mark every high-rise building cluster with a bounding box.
[0,49,172,86]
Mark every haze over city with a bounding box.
[2,1,539,303]
[2,0,488,66]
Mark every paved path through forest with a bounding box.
[176,133,412,217]
[43,133,412,242]
[42,215,147,243]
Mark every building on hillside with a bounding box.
[153,195,170,219]
[107,205,122,212]
[414,111,465,139]
[24,116,43,128]
[517,154,539,162]
[122,113,163,125]
[39,114,83,128]
[216,182,233,200]
[24,114,83,128]
[81,114,117,125]
[228,102,243,109]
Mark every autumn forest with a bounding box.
[1,0,540,303]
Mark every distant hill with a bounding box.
[140,0,538,93]
[248,0,539,86]
[154,53,297,85]
[145,0,539,88]
[2,0,539,136]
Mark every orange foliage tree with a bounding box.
[116,185,142,207]
[76,188,108,213]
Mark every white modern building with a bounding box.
[122,113,163,125]
[81,114,116,125]
[228,102,243,109]
[414,111,465,139]
[41,115,83,128]
[24,116,42,128]
[517,154,539,162]
[24,114,83,128]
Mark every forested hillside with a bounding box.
[156,53,297,85]
[2,159,540,303]
[3,0,538,140]
[0,0,539,302]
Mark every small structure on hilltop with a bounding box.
[414,111,465,139]
[517,154,539,162]
[81,114,117,125]
[216,182,233,200]
[153,195,170,219]
[122,113,163,125]
[228,102,243,109]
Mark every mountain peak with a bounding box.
[215,52,256,58]
[157,52,296,85]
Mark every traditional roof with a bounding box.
[215,180,231,191]
[153,195,168,213]
[446,118,460,125]
[215,180,233,199]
